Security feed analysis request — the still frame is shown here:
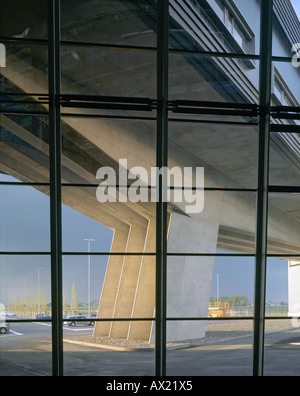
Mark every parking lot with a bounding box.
[1,320,300,376]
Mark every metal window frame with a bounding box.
[1,0,298,377]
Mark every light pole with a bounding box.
[24,275,28,314]
[36,267,43,313]
[216,274,220,303]
[84,239,95,317]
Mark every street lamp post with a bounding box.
[84,239,95,317]
[216,274,220,303]
[36,267,43,314]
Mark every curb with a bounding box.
[63,338,152,352]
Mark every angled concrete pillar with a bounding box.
[127,218,156,341]
[95,209,219,342]
[165,212,219,342]
[93,228,129,337]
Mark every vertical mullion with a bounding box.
[155,0,169,377]
[253,0,273,377]
[48,0,63,377]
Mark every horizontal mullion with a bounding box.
[0,252,51,255]
[61,40,157,52]
[269,186,300,193]
[169,47,260,60]
[0,37,48,45]
[0,182,50,186]
[0,252,255,257]
[6,316,293,324]
[0,110,49,116]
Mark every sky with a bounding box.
[291,0,300,18]
[1,0,297,308]
[0,175,289,307]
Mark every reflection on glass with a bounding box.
[169,54,259,103]
[61,117,156,185]
[0,44,48,94]
[268,193,300,255]
[61,0,157,47]
[273,0,300,59]
[269,133,300,187]
[61,47,156,97]
[0,0,48,40]
[0,115,50,183]
[169,0,260,55]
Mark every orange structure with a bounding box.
[208,302,230,318]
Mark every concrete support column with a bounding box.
[93,228,130,336]
[127,218,156,341]
[165,212,219,342]
[109,222,149,338]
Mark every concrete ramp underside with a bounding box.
[1,45,300,342]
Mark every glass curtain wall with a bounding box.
[0,0,299,377]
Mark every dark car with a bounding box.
[63,315,94,327]
[36,314,52,320]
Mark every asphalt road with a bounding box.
[1,321,300,376]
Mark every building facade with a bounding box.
[0,0,300,377]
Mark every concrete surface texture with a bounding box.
[1,0,300,343]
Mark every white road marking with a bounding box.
[8,330,24,336]
[35,322,93,332]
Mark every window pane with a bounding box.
[168,192,257,254]
[0,254,52,377]
[0,0,48,40]
[268,193,300,256]
[166,320,253,376]
[266,258,289,319]
[269,132,300,187]
[61,0,157,47]
[169,0,259,55]
[61,117,156,186]
[168,121,258,189]
[0,255,51,316]
[0,322,52,376]
[0,115,50,183]
[264,319,300,377]
[0,186,50,252]
[63,320,155,376]
[169,54,259,103]
[61,46,156,98]
[273,1,300,58]
[0,43,48,95]
[167,255,254,321]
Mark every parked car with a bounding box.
[63,315,94,327]
[1,312,16,318]
[0,323,10,334]
[89,313,97,326]
[36,314,52,320]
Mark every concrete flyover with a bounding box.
[1,0,300,342]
